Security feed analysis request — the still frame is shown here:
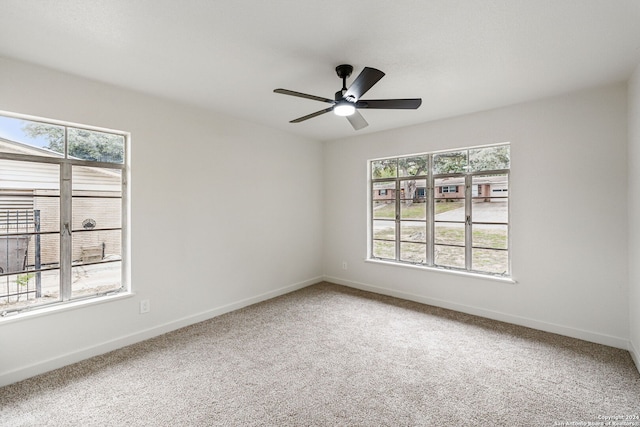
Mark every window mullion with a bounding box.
[395,179,400,261]
[369,178,375,259]
[60,162,72,301]
[427,154,434,266]
[464,174,472,271]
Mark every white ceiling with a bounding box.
[1,0,639,141]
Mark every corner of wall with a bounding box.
[629,340,640,374]
[628,61,640,374]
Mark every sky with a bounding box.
[0,115,52,149]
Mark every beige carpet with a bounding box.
[1,282,639,426]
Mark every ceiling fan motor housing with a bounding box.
[335,64,353,79]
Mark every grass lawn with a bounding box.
[373,224,508,274]
[373,201,463,219]
[372,200,508,274]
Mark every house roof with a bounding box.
[0,137,121,192]
[374,175,507,190]
[0,1,639,142]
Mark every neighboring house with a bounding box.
[373,175,508,203]
[0,137,121,273]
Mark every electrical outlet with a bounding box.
[342,261,348,270]
[140,299,150,314]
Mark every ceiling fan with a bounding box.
[274,64,422,130]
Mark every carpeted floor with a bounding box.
[1,282,639,426]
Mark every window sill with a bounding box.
[0,292,134,324]
[365,258,516,284]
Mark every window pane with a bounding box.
[372,182,395,219]
[0,189,32,212]
[25,233,60,272]
[34,196,61,234]
[72,165,122,236]
[72,196,121,231]
[373,240,395,259]
[434,245,465,269]
[0,233,59,286]
[401,201,426,220]
[373,201,394,219]
[73,229,121,265]
[401,179,426,202]
[472,199,508,224]
[398,155,428,177]
[373,220,395,240]
[434,177,464,199]
[473,174,508,200]
[469,145,510,172]
[433,150,467,174]
[371,159,397,179]
[0,205,58,235]
[400,242,426,263]
[434,200,465,221]
[0,159,60,191]
[0,270,60,310]
[472,249,508,275]
[71,261,121,300]
[0,115,64,157]
[434,223,464,246]
[68,128,124,164]
[401,222,426,242]
[0,235,31,274]
[0,160,61,235]
[72,166,122,193]
[473,224,508,249]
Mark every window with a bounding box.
[370,144,510,277]
[440,185,458,193]
[0,112,128,315]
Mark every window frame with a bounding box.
[0,111,130,316]
[369,143,510,278]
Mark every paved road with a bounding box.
[374,202,507,230]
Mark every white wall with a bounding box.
[0,55,635,386]
[324,83,630,348]
[628,63,640,368]
[0,57,324,386]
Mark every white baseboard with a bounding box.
[629,340,640,374]
[0,276,322,387]
[325,275,630,350]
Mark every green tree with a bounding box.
[398,156,428,206]
[469,146,510,171]
[434,151,468,174]
[372,159,397,178]
[22,123,124,163]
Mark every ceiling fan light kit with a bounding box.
[333,101,356,116]
[274,64,422,130]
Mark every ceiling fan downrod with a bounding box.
[335,64,353,100]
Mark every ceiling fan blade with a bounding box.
[344,67,385,101]
[274,89,335,104]
[346,110,368,130]
[356,98,422,109]
[290,107,334,123]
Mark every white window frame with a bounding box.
[440,185,458,193]
[369,143,510,278]
[0,111,130,316]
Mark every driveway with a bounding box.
[436,201,507,223]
